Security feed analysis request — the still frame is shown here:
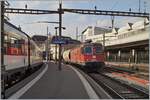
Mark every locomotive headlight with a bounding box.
[92,55,96,58]
[86,59,89,61]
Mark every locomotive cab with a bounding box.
[63,43,105,72]
[82,43,105,71]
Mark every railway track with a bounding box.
[89,72,149,99]
[68,63,149,99]
[103,65,135,74]
[103,65,149,89]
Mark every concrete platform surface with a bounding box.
[9,61,98,99]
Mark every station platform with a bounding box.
[8,61,104,99]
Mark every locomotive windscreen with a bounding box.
[84,46,92,54]
[94,46,102,54]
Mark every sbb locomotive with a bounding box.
[2,20,43,86]
[63,43,105,71]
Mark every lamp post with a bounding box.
[102,32,116,61]
[103,29,116,51]
[55,27,58,63]
[58,2,62,71]
[1,1,6,99]
[46,26,49,62]
[55,26,66,66]
[103,32,105,51]
[46,27,52,62]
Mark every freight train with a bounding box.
[63,43,105,71]
[2,20,43,87]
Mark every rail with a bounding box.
[89,72,149,99]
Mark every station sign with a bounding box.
[51,36,78,44]
[51,36,67,44]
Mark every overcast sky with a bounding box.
[7,0,150,39]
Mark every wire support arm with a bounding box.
[5,8,59,14]
[63,8,149,19]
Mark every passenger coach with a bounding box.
[2,20,43,86]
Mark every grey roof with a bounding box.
[32,35,47,42]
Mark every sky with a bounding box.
[6,0,150,39]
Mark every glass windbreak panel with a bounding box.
[84,46,92,54]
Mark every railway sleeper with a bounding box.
[100,73,149,99]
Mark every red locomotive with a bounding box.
[63,43,105,71]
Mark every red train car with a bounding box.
[63,43,105,71]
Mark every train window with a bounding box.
[10,37,15,44]
[4,34,26,55]
[3,34,10,53]
[4,35,8,42]
[94,46,102,54]
[84,46,92,54]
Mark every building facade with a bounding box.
[82,19,149,72]
[82,26,111,42]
